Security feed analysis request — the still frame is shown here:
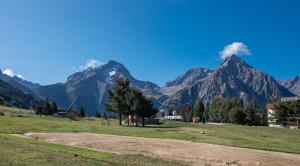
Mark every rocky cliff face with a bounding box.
[161,55,294,108]
[161,68,214,96]
[280,76,300,96]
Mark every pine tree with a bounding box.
[50,102,58,115]
[105,77,131,126]
[103,112,108,120]
[187,110,193,122]
[128,88,143,126]
[79,107,85,118]
[193,100,205,121]
[139,98,157,127]
[228,107,246,124]
[0,97,5,106]
[261,109,269,126]
[96,111,102,118]
[245,98,260,126]
[35,106,43,117]
[208,98,244,124]
[42,99,51,115]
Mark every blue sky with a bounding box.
[0,0,299,86]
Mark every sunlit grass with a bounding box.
[1,106,300,154]
[0,133,181,166]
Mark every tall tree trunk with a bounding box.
[135,114,138,127]
[142,117,145,127]
[119,112,122,126]
[128,116,130,126]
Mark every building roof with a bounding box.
[266,103,275,110]
[173,103,191,113]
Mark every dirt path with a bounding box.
[21,133,300,166]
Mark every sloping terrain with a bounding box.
[161,67,214,96]
[162,55,294,107]
[0,80,38,108]
[34,60,166,115]
[280,76,300,96]
[11,56,295,114]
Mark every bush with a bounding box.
[96,111,102,118]
[0,97,5,106]
[228,107,246,124]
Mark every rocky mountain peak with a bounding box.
[162,56,294,108]
[280,76,300,96]
[36,60,164,115]
[107,60,122,66]
[161,67,214,96]
[66,60,131,85]
[220,55,251,70]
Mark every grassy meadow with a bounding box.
[1,106,300,165]
[0,133,180,166]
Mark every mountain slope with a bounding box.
[0,69,40,94]
[162,55,294,108]
[280,76,300,96]
[0,79,38,108]
[161,68,214,96]
[35,60,167,115]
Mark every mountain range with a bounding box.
[279,76,300,96]
[161,55,294,108]
[34,60,168,115]
[0,78,38,109]
[0,56,298,115]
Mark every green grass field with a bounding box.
[1,106,300,165]
[0,133,180,166]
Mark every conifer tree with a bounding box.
[193,100,205,121]
[105,77,131,126]
[79,107,85,118]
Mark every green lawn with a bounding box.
[0,105,34,114]
[0,106,182,166]
[0,133,180,166]
[1,106,300,163]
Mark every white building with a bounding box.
[266,96,300,128]
[280,96,300,102]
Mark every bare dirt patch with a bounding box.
[21,133,300,166]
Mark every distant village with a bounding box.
[41,94,300,129]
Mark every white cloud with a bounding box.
[219,42,251,60]
[16,74,23,79]
[3,69,14,77]
[2,69,24,79]
[80,59,104,70]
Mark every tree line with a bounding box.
[187,98,268,126]
[273,100,300,126]
[105,77,157,127]
[35,99,86,118]
[35,99,58,116]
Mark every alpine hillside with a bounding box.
[280,76,300,96]
[161,55,294,108]
[34,60,167,115]
[0,79,38,108]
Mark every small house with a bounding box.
[266,96,300,128]
[68,110,80,120]
[172,103,192,121]
[53,109,68,118]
